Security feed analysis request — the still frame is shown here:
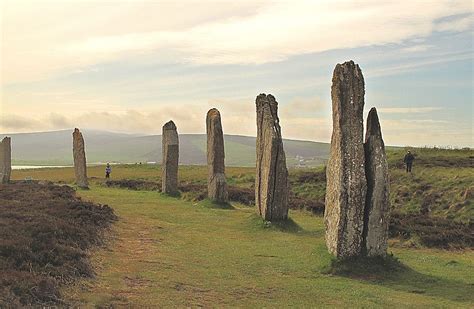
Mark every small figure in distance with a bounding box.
[403,151,415,173]
[105,163,112,179]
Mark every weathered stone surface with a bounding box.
[255,94,289,221]
[363,107,390,256]
[206,108,228,203]
[325,61,367,258]
[162,120,179,195]
[72,128,89,188]
[0,137,12,184]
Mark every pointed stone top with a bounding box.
[256,93,276,103]
[366,107,382,138]
[207,108,221,119]
[256,94,278,115]
[1,136,10,143]
[163,120,177,130]
[334,60,363,80]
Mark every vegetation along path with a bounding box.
[60,184,474,307]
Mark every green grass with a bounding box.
[10,165,473,307]
[56,185,473,307]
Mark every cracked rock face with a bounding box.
[162,120,179,195]
[0,137,12,184]
[363,107,390,256]
[207,108,228,203]
[73,128,89,188]
[325,61,367,258]
[255,94,289,221]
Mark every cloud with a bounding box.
[0,96,332,141]
[365,51,473,77]
[400,44,433,53]
[280,97,327,118]
[1,104,471,147]
[0,115,41,131]
[49,113,73,128]
[434,14,473,32]
[2,0,472,83]
[379,118,472,147]
[377,107,444,114]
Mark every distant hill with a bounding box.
[0,130,329,167]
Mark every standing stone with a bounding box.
[162,120,179,195]
[206,108,228,203]
[325,61,367,258]
[255,94,289,221]
[72,128,89,188]
[363,108,390,256]
[0,137,12,184]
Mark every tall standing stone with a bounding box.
[206,108,228,203]
[72,128,89,188]
[363,108,390,256]
[325,61,367,258]
[255,94,289,221]
[0,137,12,184]
[162,120,179,195]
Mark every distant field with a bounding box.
[12,147,473,224]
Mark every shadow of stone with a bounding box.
[199,199,235,210]
[325,255,474,304]
[161,191,182,198]
[248,215,305,234]
[270,217,304,233]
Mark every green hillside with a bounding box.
[1,130,329,167]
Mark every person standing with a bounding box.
[105,163,112,179]
[403,151,415,173]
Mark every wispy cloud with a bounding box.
[400,44,434,53]
[2,0,471,83]
[365,51,473,77]
[434,13,473,32]
[377,107,444,114]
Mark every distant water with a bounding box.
[12,165,72,170]
[12,163,121,170]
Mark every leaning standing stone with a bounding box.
[363,107,390,256]
[206,108,228,203]
[255,94,289,221]
[72,128,89,188]
[162,120,179,195]
[0,137,12,184]
[325,61,367,258]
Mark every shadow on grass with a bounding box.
[248,214,304,234]
[161,191,182,198]
[198,198,235,210]
[323,254,474,304]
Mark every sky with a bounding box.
[0,0,472,147]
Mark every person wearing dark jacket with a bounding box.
[403,151,415,173]
[105,163,112,178]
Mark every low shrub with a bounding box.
[0,182,117,306]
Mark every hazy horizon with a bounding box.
[1,128,471,149]
[1,1,472,147]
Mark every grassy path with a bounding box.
[63,186,474,307]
